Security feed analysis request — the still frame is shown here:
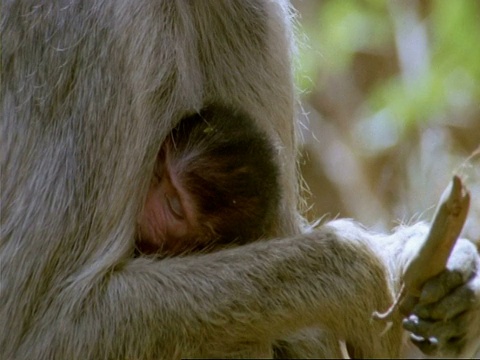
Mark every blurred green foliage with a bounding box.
[293,0,480,237]
[296,0,480,129]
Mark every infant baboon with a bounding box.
[137,105,280,256]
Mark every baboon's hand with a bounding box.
[402,239,480,357]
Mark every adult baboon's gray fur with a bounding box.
[1,1,479,358]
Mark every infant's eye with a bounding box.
[166,194,185,220]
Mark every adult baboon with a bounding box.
[1,1,479,358]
